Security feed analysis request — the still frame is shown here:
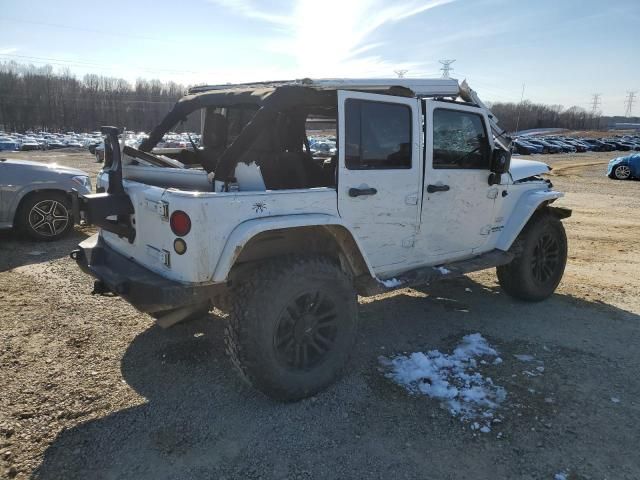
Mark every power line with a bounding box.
[0,17,186,45]
[439,59,456,79]
[624,91,636,117]
[0,53,203,76]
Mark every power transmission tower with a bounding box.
[439,59,456,79]
[590,93,602,129]
[394,69,408,78]
[624,91,636,117]
[590,93,601,116]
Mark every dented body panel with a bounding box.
[74,78,569,321]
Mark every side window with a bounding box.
[345,99,412,170]
[432,109,490,169]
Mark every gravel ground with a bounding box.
[1,150,639,480]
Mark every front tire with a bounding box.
[18,192,73,241]
[497,211,567,301]
[613,164,631,180]
[226,256,358,401]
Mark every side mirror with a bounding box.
[488,149,511,185]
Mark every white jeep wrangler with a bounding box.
[72,78,570,401]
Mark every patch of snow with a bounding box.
[514,354,535,362]
[381,333,506,423]
[380,278,402,288]
[611,397,620,403]
[465,287,472,293]
[434,266,451,274]
[493,357,503,365]
[480,425,491,433]
[27,250,45,256]
[554,472,568,480]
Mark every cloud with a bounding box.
[209,0,455,77]
[207,0,291,25]
[0,46,19,55]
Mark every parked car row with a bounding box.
[512,134,640,155]
[0,131,105,152]
[0,130,202,155]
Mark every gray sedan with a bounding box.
[0,159,92,240]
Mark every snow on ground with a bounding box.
[380,278,403,288]
[554,472,568,480]
[434,266,451,274]
[380,333,507,431]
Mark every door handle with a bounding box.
[426,184,450,193]
[349,187,377,197]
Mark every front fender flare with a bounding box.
[211,214,375,282]
[495,190,564,251]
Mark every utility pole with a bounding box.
[394,69,408,79]
[514,83,526,134]
[439,59,456,79]
[624,91,636,117]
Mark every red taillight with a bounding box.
[170,210,191,236]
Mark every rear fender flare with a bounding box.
[211,214,375,282]
[495,190,565,251]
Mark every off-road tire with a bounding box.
[497,210,567,301]
[17,191,73,241]
[225,255,358,401]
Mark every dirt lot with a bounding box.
[1,150,639,480]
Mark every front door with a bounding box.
[417,100,498,263]
[337,90,421,272]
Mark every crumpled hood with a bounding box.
[0,158,88,177]
[509,158,551,181]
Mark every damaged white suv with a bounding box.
[71,78,570,401]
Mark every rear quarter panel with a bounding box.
[102,184,339,284]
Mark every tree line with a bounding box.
[0,61,637,133]
[489,100,638,133]
[0,61,198,133]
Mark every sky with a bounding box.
[0,0,638,115]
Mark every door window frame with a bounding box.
[344,98,413,171]
[431,106,491,170]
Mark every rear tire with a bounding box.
[497,211,567,301]
[17,191,73,241]
[226,256,358,401]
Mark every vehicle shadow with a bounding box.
[0,227,92,272]
[34,276,640,480]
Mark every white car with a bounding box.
[72,78,570,401]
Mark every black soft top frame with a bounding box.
[139,85,337,180]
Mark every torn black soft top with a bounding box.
[139,85,336,179]
[139,87,274,153]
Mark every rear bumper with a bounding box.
[71,234,224,314]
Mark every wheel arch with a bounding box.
[212,215,374,284]
[495,190,569,251]
[13,187,73,225]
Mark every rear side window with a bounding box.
[345,99,412,170]
[432,109,490,169]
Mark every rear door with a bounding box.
[417,100,498,262]
[337,90,421,271]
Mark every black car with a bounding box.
[581,139,614,152]
[603,140,631,151]
[524,139,561,153]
